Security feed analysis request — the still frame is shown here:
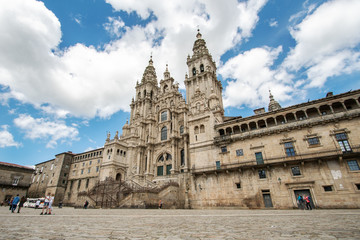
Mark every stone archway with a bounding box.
[116,173,122,181]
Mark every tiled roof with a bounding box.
[0,161,34,170]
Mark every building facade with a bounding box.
[0,161,34,205]
[28,32,360,209]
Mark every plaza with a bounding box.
[1,207,360,239]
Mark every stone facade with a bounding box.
[28,31,360,209]
[0,162,34,205]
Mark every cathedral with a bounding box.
[28,31,360,209]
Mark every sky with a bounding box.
[0,0,359,167]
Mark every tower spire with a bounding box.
[268,90,282,112]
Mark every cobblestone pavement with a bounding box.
[0,207,360,240]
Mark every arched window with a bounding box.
[200,125,205,133]
[161,111,167,121]
[163,85,168,93]
[161,126,167,140]
[116,173,121,181]
[194,126,199,134]
[192,67,196,76]
[200,64,204,72]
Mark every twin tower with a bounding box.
[99,31,224,184]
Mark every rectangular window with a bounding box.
[77,180,81,190]
[235,183,241,189]
[284,142,296,156]
[216,161,221,170]
[255,152,264,164]
[12,177,20,186]
[157,166,164,176]
[166,164,172,175]
[291,166,301,176]
[88,168,91,173]
[335,133,352,152]
[323,185,333,192]
[221,146,227,153]
[347,160,360,171]
[82,162,85,166]
[308,137,319,145]
[258,169,266,179]
[356,184,360,190]
[86,179,89,188]
[89,161,92,165]
[236,149,243,156]
[96,166,99,172]
[161,111,167,122]
[81,169,84,175]
[98,159,100,164]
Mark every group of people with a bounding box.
[8,194,26,213]
[40,193,55,215]
[297,195,313,210]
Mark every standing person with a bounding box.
[47,194,54,215]
[305,195,312,210]
[40,194,50,215]
[35,199,40,209]
[84,200,89,209]
[17,196,26,213]
[11,194,20,213]
[158,200,162,209]
[297,195,304,210]
[9,197,13,211]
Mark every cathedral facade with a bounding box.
[28,32,360,209]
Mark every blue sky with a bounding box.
[1,0,359,167]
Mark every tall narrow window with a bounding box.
[255,152,264,164]
[180,149,185,166]
[166,164,172,175]
[77,180,81,190]
[161,126,167,141]
[86,179,89,188]
[200,64,204,72]
[180,125,184,134]
[284,142,296,156]
[157,166,164,176]
[335,133,352,153]
[161,111,167,122]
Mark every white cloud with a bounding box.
[104,16,125,38]
[0,125,21,148]
[0,0,267,119]
[269,18,278,27]
[219,46,294,109]
[13,114,79,148]
[284,0,360,87]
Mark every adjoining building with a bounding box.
[28,31,360,209]
[0,161,34,205]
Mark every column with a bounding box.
[146,149,151,175]
[171,139,176,174]
[184,136,189,172]
[136,151,141,175]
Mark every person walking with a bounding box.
[305,195,312,210]
[40,194,50,215]
[47,194,54,215]
[297,195,304,210]
[11,194,20,213]
[17,196,26,213]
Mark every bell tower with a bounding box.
[185,30,224,121]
